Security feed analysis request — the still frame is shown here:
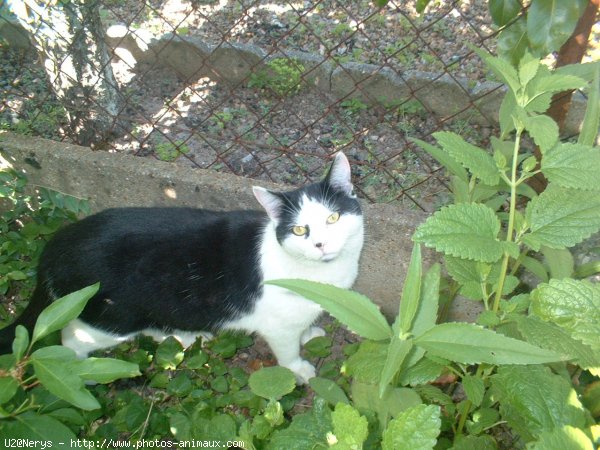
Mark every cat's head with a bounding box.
[253,152,363,262]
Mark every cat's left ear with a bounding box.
[325,152,355,197]
[253,186,283,221]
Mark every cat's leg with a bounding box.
[142,329,213,348]
[260,329,316,384]
[62,319,134,358]
[300,326,326,346]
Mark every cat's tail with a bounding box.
[0,283,52,355]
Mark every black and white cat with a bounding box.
[0,152,364,383]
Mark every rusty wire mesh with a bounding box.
[0,0,553,211]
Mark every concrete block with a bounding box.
[405,70,472,118]
[0,132,432,318]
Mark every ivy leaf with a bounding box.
[522,186,600,251]
[31,283,99,345]
[433,132,500,185]
[414,322,564,365]
[489,0,522,26]
[266,280,391,341]
[491,365,588,442]
[529,426,595,450]
[413,203,504,263]
[331,403,369,448]
[530,278,600,355]
[381,404,441,450]
[248,366,296,400]
[543,143,600,191]
[523,114,558,153]
[155,336,184,370]
[527,0,589,56]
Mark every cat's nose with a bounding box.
[315,242,323,249]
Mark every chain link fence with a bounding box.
[0,1,593,211]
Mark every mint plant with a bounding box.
[269,50,600,448]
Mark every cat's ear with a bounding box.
[325,152,355,197]
[253,186,283,221]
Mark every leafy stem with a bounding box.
[493,127,523,313]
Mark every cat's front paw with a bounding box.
[300,326,326,345]
[285,359,316,384]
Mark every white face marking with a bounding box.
[280,194,362,262]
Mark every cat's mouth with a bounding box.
[320,252,337,262]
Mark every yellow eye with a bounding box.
[292,225,307,236]
[327,212,340,224]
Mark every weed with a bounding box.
[248,58,305,97]
[154,140,190,162]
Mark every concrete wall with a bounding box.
[0,132,438,318]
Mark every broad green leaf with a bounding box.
[433,132,500,185]
[541,246,574,279]
[530,278,600,354]
[512,314,600,370]
[414,322,564,365]
[522,186,600,251]
[579,64,599,146]
[399,243,422,334]
[492,365,588,442]
[32,283,99,345]
[344,340,387,384]
[352,380,422,425]
[519,52,541,87]
[521,256,549,282]
[248,366,296,400]
[74,357,141,384]
[528,73,587,99]
[309,377,349,406]
[489,0,521,26]
[398,356,445,386]
[30,348,100,410]
[497,17,528,67]
[523,114,558,153]
[1,411,76,441]
[12,325,29,361]
[155,336,184,370]
[556,61,600,81]
[266,398,332,450]
[527,0,588,55]
[382,404,441,450]
[499,90,518,136]
[331,403,368,448]
[410,137,468,182]
[414,203,504,263]
[266,279,391,341]
[0,376,18,403]
[452,434,498,450]
[462,375,485,407]
[529,426,595,450]
[542,143,600,190]
[379,337,413,398]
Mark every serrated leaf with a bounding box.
[74,357,141,384]
[527,0,588,55]
[522,186,600,251]
[499,90,518,135]
[410,138,468,182]
[266,280,391,341]
[492,365,588,442]
[542,143,600,190]
[399,243,422,334]
[579,64,599,146]
[331,403,368,448]
[519,53,541,87]
[381,404,441,450]
[529,426,595,450]
[530,278,600,354]
[512,315,600,370]
[489,0,521,26]
[462,375,485,407]
[352,380,422,424]
[531,74,587,96]
[414,322,564,365]
[452,434,498,450]
[433,132,500,185]
[344,340,387,384]
[249,366,296,400]
[472,46,520,94]
[398,356,445,386]
[2,411,76,441]
[32,283,99,345]
[410,263,440,338]
[524,115,558,153]
[414,203,504,263]
[309,377,349,406]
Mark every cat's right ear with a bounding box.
[253,186,283,221]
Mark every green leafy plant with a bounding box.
[267,50,600,448]
[154,139,190,162]
[249,58,306,97]
[0,167,89,314]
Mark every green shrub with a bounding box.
[249,58,305,97]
